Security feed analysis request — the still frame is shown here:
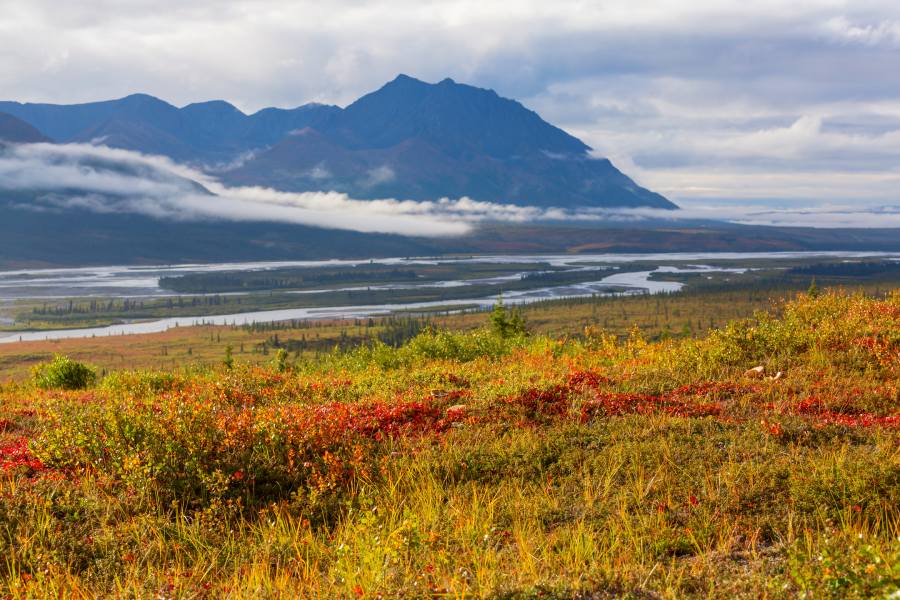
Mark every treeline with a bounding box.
[30,295,239,316]
[519,268,616,284]
[243,317,384,333]
[31,299,146,316]
[375,316,432,347]
[159,268,420,293]
[251,316,432,356]
[788,261,900,278]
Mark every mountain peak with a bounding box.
[338,74,590,159]
[392,73,421,83]
[182,99,244,115]
[121,92,160,100]
[388,74,464,87]
[117,93,175,108]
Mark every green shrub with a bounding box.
[334,326,519,370]
[32,355,96,390]
[99,369,183,397]
[404,327,513,362]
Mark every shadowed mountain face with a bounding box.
[0,75,674,209]
[224,76,675,209]
[330,75,590,157]
[0,112,51,143]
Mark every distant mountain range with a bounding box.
[0,95,338,165]
[0,75,674,209]
[3,76,898,268]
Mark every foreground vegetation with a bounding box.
[0,290,898,598]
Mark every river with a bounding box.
[0,251,896,343]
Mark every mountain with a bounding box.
[223,75,675,209]
[328,75,590,157]
[1,76,674,209]
[0,95,339,164]
[0,112,50,143]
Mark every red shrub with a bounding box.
[0,437,45,473]
[788,396,900,429]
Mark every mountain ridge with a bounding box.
[0,94,340,163]
[0,76,674,209]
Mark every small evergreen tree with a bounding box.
[490,295,511,337]
[490,295,527,338]
[272,348,289,372]
[508,307,527,336]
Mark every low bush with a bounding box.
[31,355,96,390]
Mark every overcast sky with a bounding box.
[2,0,900,210]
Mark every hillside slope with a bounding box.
[0,112,50,143]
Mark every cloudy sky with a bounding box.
[2,0,900,213]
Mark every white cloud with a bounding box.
[823,16,900,47]
[2,1,900,209]
[305,163,331,180]
[0,143,544,235]
[362,165,396,187]
[2,141,898,229]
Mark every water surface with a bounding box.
[1,251,896,343]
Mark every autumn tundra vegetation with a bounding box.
[0,290,898,598]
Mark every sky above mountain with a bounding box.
[1,1,899,213]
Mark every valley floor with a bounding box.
[0,290,897,597]
[0,279,895,382]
